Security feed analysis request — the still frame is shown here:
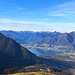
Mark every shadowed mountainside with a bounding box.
[0,33,41,73]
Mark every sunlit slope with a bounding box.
[2,72,67,75]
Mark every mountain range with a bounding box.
[1,31,75,50]
[0,33,41,73]
[0,32,74,75]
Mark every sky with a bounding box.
[0,0,75,32]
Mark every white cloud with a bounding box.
[16,7,27,11]
[48,1,75,17]
[0,18,75,32]
[37,18,49,21]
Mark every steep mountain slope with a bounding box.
[0,33,41,73]
[50,33,73,46]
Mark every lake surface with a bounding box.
[28,48,60,56]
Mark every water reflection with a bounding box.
[28,48,60,56]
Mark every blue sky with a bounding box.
[0,0,75,32]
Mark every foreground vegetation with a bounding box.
[7,72,54,75]
[1,64,69,75]
[1,72,68,75]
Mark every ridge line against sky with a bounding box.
[0,0,75,32]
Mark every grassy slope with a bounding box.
[3,72,54,75]
[1,72,68,75]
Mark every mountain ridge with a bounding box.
[1,31,75,50]
[0,33,41,73]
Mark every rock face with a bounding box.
[0,33,41,73]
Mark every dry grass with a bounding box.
[1,72,55,75]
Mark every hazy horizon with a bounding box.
[1,30,75,33]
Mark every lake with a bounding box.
[28,48,61,56]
